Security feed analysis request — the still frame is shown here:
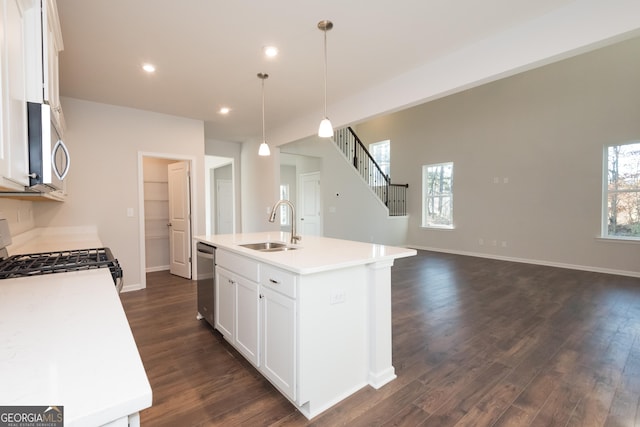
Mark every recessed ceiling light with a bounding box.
[142,63,156,73]
[263,46,278,58]
[219,107,230,115]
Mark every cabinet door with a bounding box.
[215,267,235,341]
[43,0,63,130]
[261,286,296,400]
[235,276,259,366]
[0,0,29,189]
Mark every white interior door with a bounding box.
[216,179,233,234]
[168,161,191,278]
[298,172,321,236]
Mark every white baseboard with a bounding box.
[408,245,640,278]
[145,265,169,273]
[121,283,144,293]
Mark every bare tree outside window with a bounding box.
[606,142,640,238]
[422,162,453,228]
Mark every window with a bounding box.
[422,162,453,228]
[369,140,390,177]
[279,184,290,226]
[604,142,640,239]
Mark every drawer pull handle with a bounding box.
[269,278,280,285]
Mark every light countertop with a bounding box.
[195,232,416,274]
[0,269,152,426]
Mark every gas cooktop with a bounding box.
[0,247,123,289]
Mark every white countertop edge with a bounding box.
[195,233,417,274]
[0,270,152,426]
[69,393,151,427]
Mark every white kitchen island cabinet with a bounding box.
[197,232,416,419]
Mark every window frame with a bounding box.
[422,161,454,229]
[602,141,640,241]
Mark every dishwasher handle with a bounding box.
[196,242,216,259]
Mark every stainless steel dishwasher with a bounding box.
[196,242,216,327]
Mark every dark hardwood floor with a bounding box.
[120,251,640,426]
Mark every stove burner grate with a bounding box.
[0,247,123,285]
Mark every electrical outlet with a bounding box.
[330,290,346,305]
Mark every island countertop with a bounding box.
[194,232,416,274]
[0,269,152,426]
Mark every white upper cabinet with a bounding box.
[24,0,63,132]
[0,0,30,189]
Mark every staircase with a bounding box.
[333,127,408,216]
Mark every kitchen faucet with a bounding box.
[268,200,301,244]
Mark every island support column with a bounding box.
[367,260,396,388]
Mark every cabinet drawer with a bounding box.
[217,250,259,282]
[261,264,296,298]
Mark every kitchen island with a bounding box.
[0,269,152,426]
[194,232,416,419]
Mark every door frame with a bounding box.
[297,171,322,236]
[205,155,235,235]
[137,151,198,289]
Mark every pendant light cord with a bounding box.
[262,77,266,141]
[323,29,328,118]
[258,73,268,142]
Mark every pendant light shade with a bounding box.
[318,20,334,138]
[257,73,270,156]
[318,118,333,138]
[258,141,270,156]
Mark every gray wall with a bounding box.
[355,37,640,275]
[33,98,206,288]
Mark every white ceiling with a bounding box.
[56,0,640,145]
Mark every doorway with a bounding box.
[205,155,235,235]
[298,172,321,236]
[139,153,195,288]
[280,153,322,236]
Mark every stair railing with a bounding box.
[334,127,408,216]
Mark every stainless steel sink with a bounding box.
[239,242,297,252]
[260,246,298,252]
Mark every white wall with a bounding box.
[280,138,409,246]
[240,140,279,232]
[33,98,205,288]
[355,37,640,276]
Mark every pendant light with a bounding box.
[318,20,334,138]
[258,73,271,156]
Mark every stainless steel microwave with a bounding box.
[27,102,70,192]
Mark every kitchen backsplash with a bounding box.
[0,199,35,236]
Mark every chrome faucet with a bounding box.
[268,199,301,244]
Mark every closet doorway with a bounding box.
[141,156,193,278]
